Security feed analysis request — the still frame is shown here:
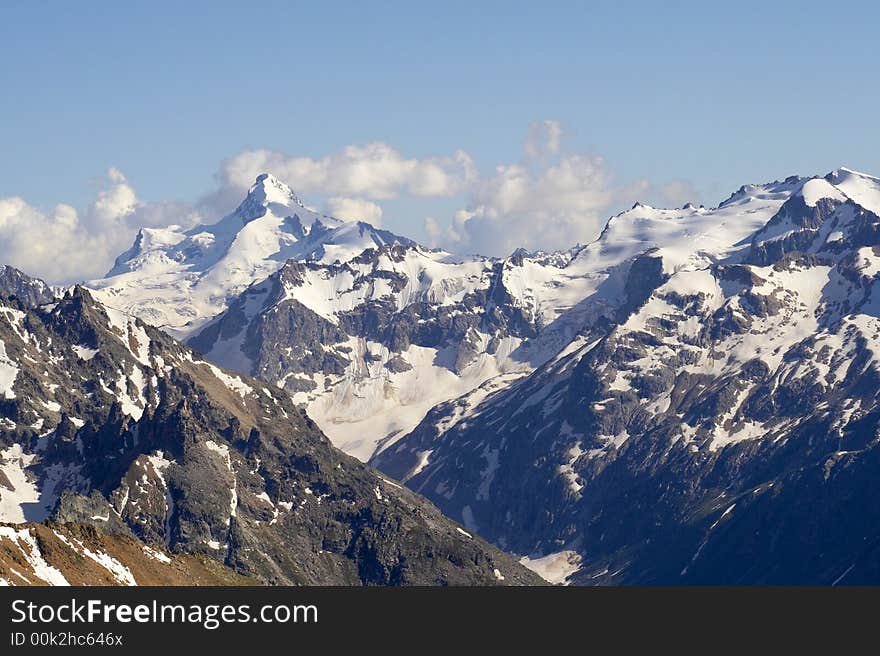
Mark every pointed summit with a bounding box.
[90,173,410,333]
[247,173,305,208]
[235,173,306,223]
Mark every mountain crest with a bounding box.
[233,173,307,225]
[248,173,305,209]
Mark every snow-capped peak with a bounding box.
[88,176,409,334]
[247,173,305,209]
[233,173,309,225]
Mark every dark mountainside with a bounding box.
[0,282,543,585]
[373,176,880,584]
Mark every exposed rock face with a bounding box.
[187,243,601,460]
[94,171,801,463]
[0,265,55,308]
[373,168,880,585]
[0,283,543,585]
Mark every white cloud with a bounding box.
[424,122,702,257]
[438,154,623,256]
[0,122,701,283]
[655,178,700,208]
[0,168,201,284]
[423,217,442,246]
[202,131,630,257]
[324,197,383,226]
[202,123,696,257]
[106,166,127,184]
[213,143,477,206]
[91,168,138,224]
[524,120,563,160]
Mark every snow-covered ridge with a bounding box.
[90,167,868,340]
[243,173,307,212]
[825,167,880,215]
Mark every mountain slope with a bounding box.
[93,173,619,460]
[372,168,880,584]
[186,244,591,459]
[0,281,543,585]
[179,175,800,460]
[0,522,256,586]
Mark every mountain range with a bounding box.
[2,166,880,584]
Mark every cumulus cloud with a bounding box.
[0,168,201,284]
[88,168,138,226]
[655,178,701,208]
[423,217,442,246]
[423,123,703,257]
[0,122,701,282]
[434,154,623,255]
[202,123,699,257]
[324,197,383,226]
[524,120,563,160]
[209,143,477,212]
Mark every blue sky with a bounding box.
[1,0,879,281]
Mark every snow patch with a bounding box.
[72,345,99,361]
[0,526,69,585]
[0,340,18,399]
[519,550,582,585]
